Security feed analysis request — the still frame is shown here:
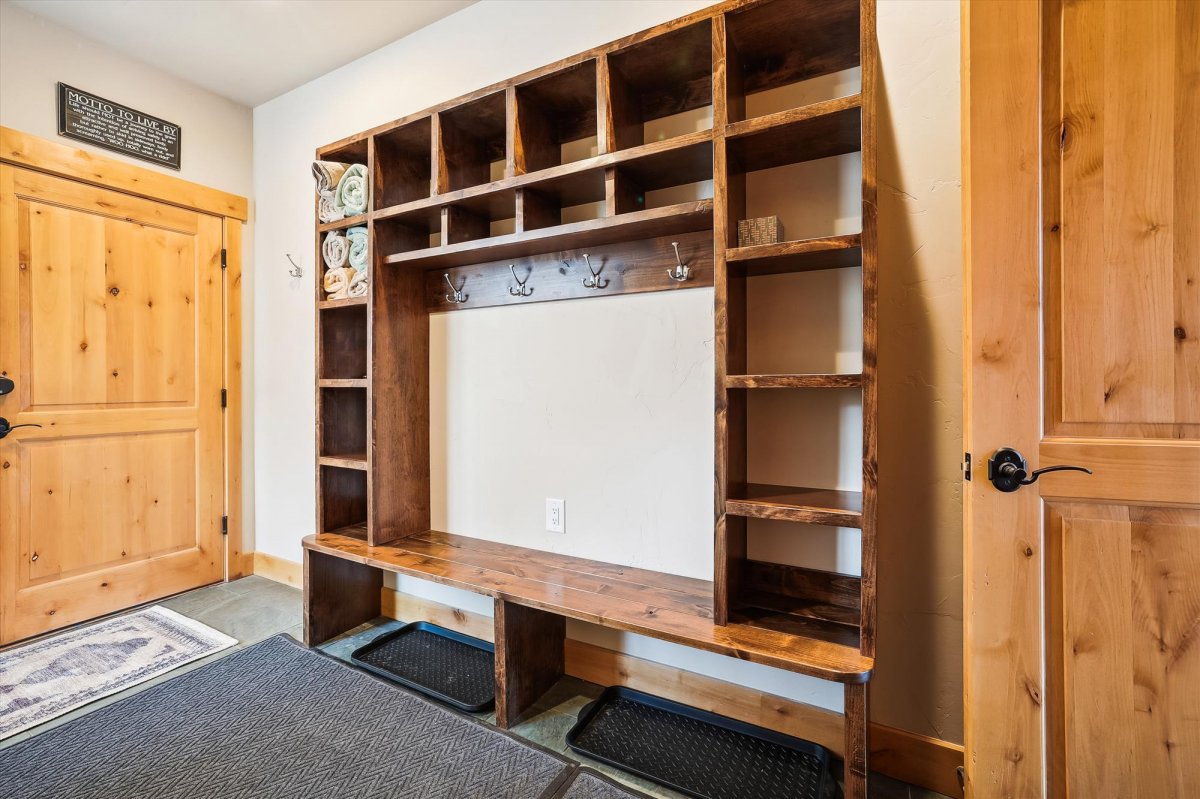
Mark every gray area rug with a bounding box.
[0,606,235,740]
[558,769,653,799]
[0,635,594,799]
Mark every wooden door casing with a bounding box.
[0,165,225,643]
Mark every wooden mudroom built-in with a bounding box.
[308,0,877,794]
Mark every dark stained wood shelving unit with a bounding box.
[308,3,877,795]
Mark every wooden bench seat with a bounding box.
[302,530,873,684]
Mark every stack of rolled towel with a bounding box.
[312,161,369,223]
[314,160,371,300]
[322,226,370,299]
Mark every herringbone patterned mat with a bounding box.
[0,635,570,799]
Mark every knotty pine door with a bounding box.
[0,165,225,644]
[964,1,1199,797]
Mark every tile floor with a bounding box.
[2,576,951,799]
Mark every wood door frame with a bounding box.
[961,2,1044,798]
[0,126,250,581]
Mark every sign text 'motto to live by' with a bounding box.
[57,84,181,170]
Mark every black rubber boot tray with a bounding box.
[566,686,839,799]
[350,621,495,712]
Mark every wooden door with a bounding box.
[964,1,1199,797]
[0,165,226,644]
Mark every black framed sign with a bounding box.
[56,83,181,170]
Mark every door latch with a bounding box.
[987,447,1093,493]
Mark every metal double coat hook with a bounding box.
[581,254,608,289]
[667,241,691,282]
[443,273,468,304]
[509,264,532,297]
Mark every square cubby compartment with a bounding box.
[444,190,516,243]
[606,18,713,150]
[725,0,862,121]
[439,90,507,192]
[374,117,433,209]
[375,206,442,256]
[319,305,367,380]
[517,170,606,231]
[320,465,368,535]
[608,139,713,215]
[320,387,367,462]
[515,60,598,173]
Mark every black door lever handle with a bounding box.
[0,417,41,440]
[988,447,1093,493]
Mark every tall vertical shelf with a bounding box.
[310,2,878,795]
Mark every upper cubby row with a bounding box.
[317,0,863,211]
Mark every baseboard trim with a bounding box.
[251,551,302,588]
[253,562,962,796]
[381,587,963,797]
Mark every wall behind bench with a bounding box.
[252,0,961,744]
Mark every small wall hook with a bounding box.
[443,273,468,304]
[286,254,303,278]
[508,264,533,297]
[581,253,608,289]
[667,242,690,282]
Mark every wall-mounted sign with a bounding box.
[56,83,181,170]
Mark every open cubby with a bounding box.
[375,206,442,255]
[446,189,517,242]
[605,19,713,150]
[439,90,507,191]
[374,117,433,208]
[724,0,861,123]
[514,60,599,173]
[319,465,368,535]
[311,5,877,796]
[518,170,606,231]
[319,305,368,380]
[319,387,367,462]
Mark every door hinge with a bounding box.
[963,452,973,482]
[220,388,227,409]
[220,249,227,269]
[221,516,228,536]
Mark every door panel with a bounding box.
[1048,504,1200,799]
[0,165,224,644]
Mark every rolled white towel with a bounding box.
[312,161,349,194]
[346,226,369,272]
[323,267,355,300]
[336,164,368,216]
[348,269,369,298]
[322,230,348,270]
[318,191,344,224]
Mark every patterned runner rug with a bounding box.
[0,605,236,740]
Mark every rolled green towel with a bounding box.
[346,226,369,272]
[335,164,368,216]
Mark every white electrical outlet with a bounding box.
[546,498,565,533]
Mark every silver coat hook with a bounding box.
[508,264,533,297]
[582,253,608,289]
[667,242,690,282]
[443,273,468,304]
[286,253,303,278]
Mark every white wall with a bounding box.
[0,0,258,559]
[253,0,961,741]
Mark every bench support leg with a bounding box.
[844,682,869,799]
[494,599,565,729]
[304,549,382,647]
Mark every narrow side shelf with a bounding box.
[318,213,369,233]
[726,234,862,276]
[725,374,862,389]
[726,484,863,528]
[726,95,862,173]
[319,455,369,471]
[384,201,713,269]
[318,296,368,310]
[318,378,368,388]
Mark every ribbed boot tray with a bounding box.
[350,621,495,712]
[566,686,839,799]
